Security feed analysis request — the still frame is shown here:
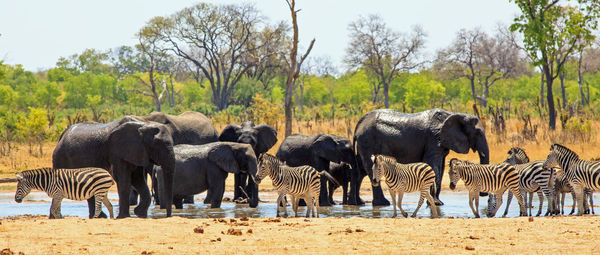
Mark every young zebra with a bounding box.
[255,153,338,218]
[448,158,526,218]
[553,168,595,215]
[501,147,557,217]
[371,155,439,218]
[15,167,114,219]
[543,144,599,216]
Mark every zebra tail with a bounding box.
[319,171,341,187]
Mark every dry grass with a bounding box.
[1,216,599,254]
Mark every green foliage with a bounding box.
[17,107,49,143]
[247,93,282,127]
[403,74,446,111]
[562,116,592,142]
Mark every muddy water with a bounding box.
[1,191,598,219]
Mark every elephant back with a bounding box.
[141,111,219,145]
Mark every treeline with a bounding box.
[2,1,600,153]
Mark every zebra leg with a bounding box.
[561,192,566,215]
[503,191,513,217]
[468,191,479,218]
[412,191,426,217]
[583,189,590,214]
[102,196,114,219]
[94,194,104,218]
[315,195,320,218]
[589,190,595,214]
[50,197,63,219]
[536,190,543,217]
[389,190,397,218]
[397,191,407,218]
[422,190,439,218]
[275,191,286,217]
[489,192,503,217]
[527,192,533,216]
[292,196,299,217]
[568,190,576,215]
[573,184,585,216]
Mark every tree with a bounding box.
[150,3,263,110]
[577,41,600,105]
[510,0,600,129]
[436,28,526,107]
[284,0,315,137]
[345,14,426,108]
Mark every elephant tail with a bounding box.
[319,170,340,187]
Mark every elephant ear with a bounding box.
[219,124,242,142]
[108,121,150,167]
[254,124,277,154]
[208,144,240,174]
[313,134,339,163]
[440,114,470,154]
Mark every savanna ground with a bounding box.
[1,118,600,254]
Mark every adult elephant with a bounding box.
[131,111,219,205]
[52,116,176,218]
[218,121,277,208]
[352,108,489,206]
[154,142,258,209]
[276,134,355,206]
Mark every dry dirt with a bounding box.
[1,215,599,254]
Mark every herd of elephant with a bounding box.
[51,108,490,219]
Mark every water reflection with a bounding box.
[1,191,597,219]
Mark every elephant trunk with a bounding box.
[247,154,259,208]
[476,135,490,165]
[159,152,176,217]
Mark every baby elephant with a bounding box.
[15,167,114,219]
[371,155,439,218]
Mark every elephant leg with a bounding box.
[115,165,133,218]
[328,181,336,205]
[204,190,212,204]
[209,172,227,209]
[131,167,151,218]
[173,195,184,209]
[129,187,139,206]
[247,176,259,208]
[348,158,365,205]
[424,154,444,206]
[319,175,332,207]
[151,168,160,205]
[183,195,194,204]
[342,179,349,205]
[233,173,243,201]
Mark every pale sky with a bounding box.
[0,0,520,72]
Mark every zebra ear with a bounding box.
[370,155,376,162]
[15,174,23,181]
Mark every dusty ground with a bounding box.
[1,215,599,254]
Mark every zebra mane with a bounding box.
[373,154,396,165]
[18,167,53,177]
[551,144,580,160]
[449,158,474,166]
[260,153,283,166]
[507,147,529,162]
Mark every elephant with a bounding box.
[154,142,258,209]
[218,121,277,207]
[52,116,176,218]
[130,111,219,206]
[352,108,489,206]
[276,134,355,206]
[328,162,351,205]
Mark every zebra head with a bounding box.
[504,147,529,165]
[542,144,561,169]
[371,155,383,187]
[448,158,463,190]
[14,173,30,203]
[256,153,280,185]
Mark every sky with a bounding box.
[0,0,521,72]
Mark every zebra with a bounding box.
[255,153,339,218]
[448,158,526,218]
[14,167,114,219]
[371,154,439,218]
[501,147,557,217]
[543,144,599,216]
[554,169,595,215]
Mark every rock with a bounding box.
[240,216,249,221]
[227,228,243,236]
[465,246,475,251]
[193,226,204,234]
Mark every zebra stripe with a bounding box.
[371,154,439,218]
[502,147,556,217]
[256,153,324,218]
[15,167,114,219]
[448,158,526,218]
[543,144,598,216]
[554,169,595,215]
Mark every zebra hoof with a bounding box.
[434,199,444,206]
[411,213,417,218]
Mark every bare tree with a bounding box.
[284,0,315,137]
[578,41,600,105]
[345,14,426,108]
[148,3,262,110]
[436,28,526,107]
[246,21,291,90]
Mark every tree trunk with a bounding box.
[578,51,586,106]
[383,81,390,108]
[481,84,489,108]
[470,78,477,104]
[285,0,300,138]
[560,71,566,110]
[544,67,556,130]
[540,73,545,108]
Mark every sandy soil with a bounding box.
[1,215,599,254]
